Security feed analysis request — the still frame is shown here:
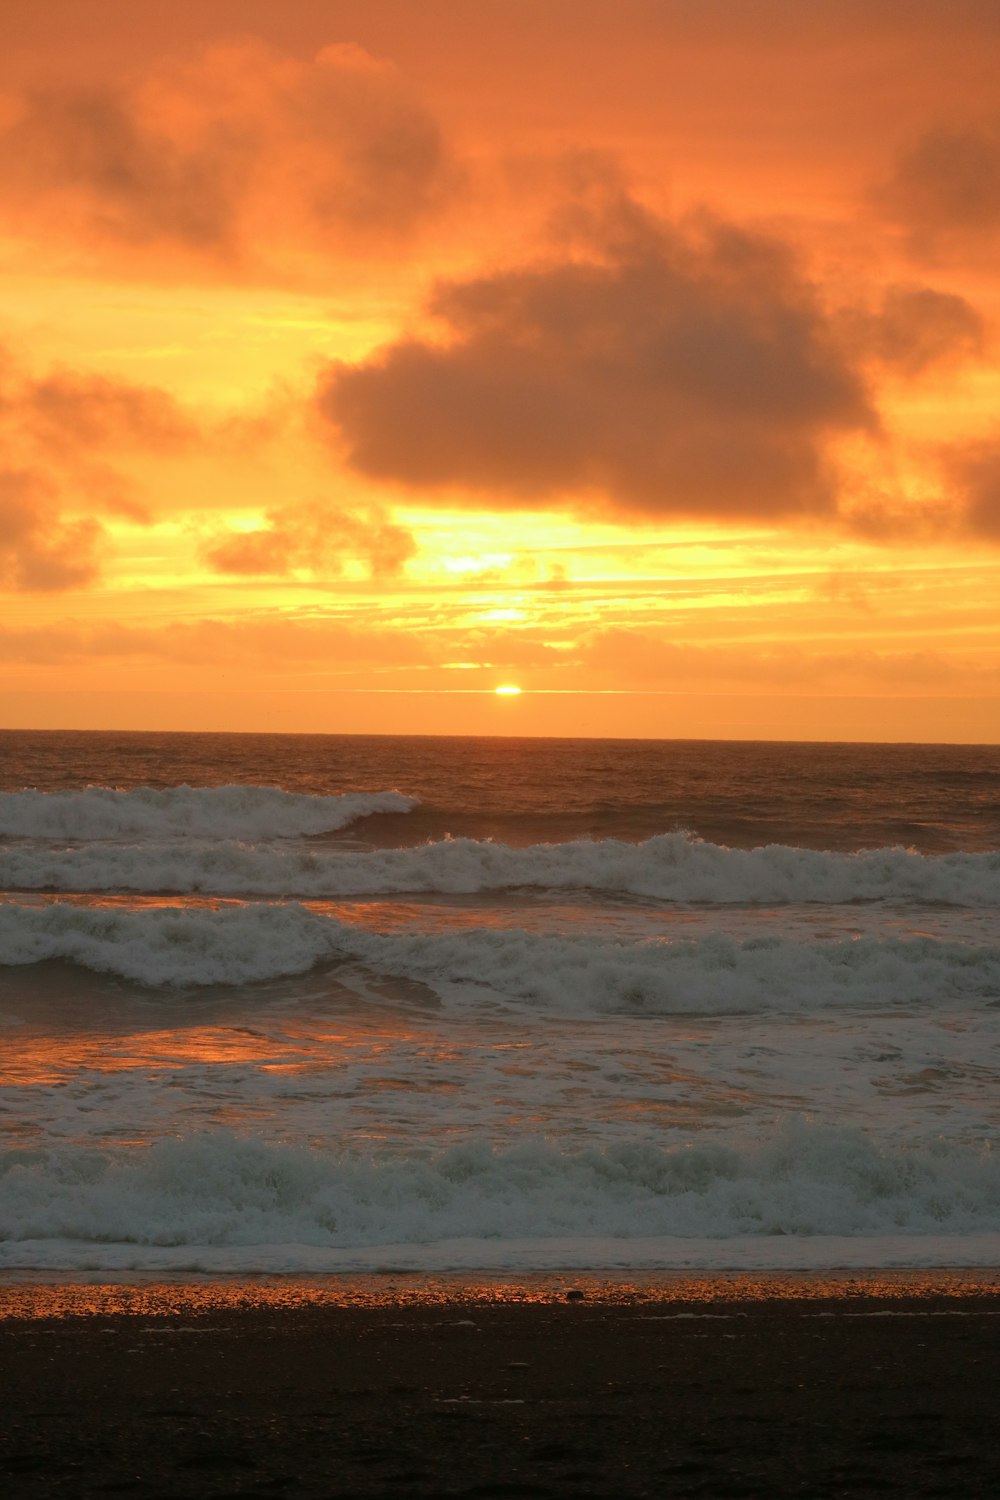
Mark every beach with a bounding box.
[3,1272,999,1498]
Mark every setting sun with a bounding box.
[495,685,522,697]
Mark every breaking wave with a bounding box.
[1,1121,998,1271]
[3,830,999,904]
[2,900,998,1012]
[0,784,416,842]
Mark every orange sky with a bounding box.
[2,0,999,741]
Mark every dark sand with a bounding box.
[1,1271,998,1498]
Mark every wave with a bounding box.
[0,784,416,841]
[1,1122,997,1271]
[3,830,999,903]
[3,899,999,1010]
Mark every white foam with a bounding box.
[1,1123,997,1272]
[0,900,334,986]
[4,831,998,904]
[0,784,416,841]
[2,899,999,1011]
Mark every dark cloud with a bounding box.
[317,211,875,522]
[203,499,416,579]
[878,124,1000,254]
[854,284,985,375]
[0,42,454,261]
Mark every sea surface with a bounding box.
[1,729,999,1274]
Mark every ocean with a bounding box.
[1,729,999,1275]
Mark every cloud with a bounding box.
[945,440,1000,538]
[316,206,875,523]
[1,348,195,460]
[0,85,244,251]
[877,124,1000,255]
[846,283,985,375]
[22,369,195,452]
[837,432,1000,545]
[0,41,454,265]
[0,346,193,589]
[0,468,103,591]
[0,338,421,591]
[203,499,416,579]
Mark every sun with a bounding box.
[495,684,522,696]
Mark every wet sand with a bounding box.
[1,1272,999,1498]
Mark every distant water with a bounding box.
[7,729,1000,851]
[1,730,999,1274]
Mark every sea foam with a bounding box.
[0,784,415,841]
[3,830,999,904]
[2,899,998,1011]
[1,1121,998,1272]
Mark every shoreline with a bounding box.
[3,1270,999,1497]
[2,1265,1000,1318]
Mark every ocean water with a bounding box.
[1,729,999,1274]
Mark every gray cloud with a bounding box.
[317,210,875,522]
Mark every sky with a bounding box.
[2,0,999,741]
